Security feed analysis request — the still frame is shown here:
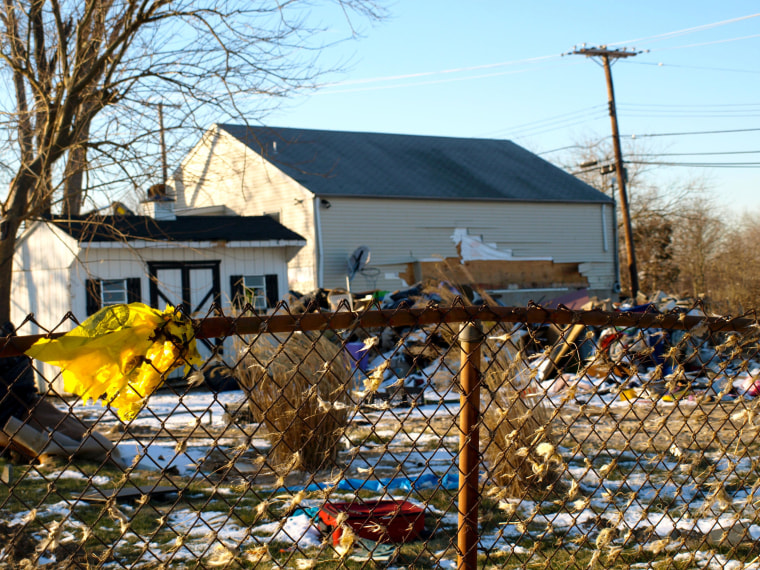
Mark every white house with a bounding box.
[12,209,305,332]
[172,124,618,305]
[12,204,305,389]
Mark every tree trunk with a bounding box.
[62,144,87,217]
[0,228,18,325]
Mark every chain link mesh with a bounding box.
[0,300,758,569]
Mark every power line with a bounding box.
[620,102,760,108]
[646,33,760,52]
[511,103,760,146]
[627,160,760,168]
[629,60,760,75]
[310,14,760,96]
[624,127,760,138]
[606,13,760,47]
[637,150,760,157]
[538,141,610,155]
[317,53,563,89]
[494,104,605,132]
[508,113,611,140]
[313,61,581,95]
[620,110,760,119]
[322,12,760,91]
[486,106,609,139]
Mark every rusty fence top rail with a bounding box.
[0,304,756,358]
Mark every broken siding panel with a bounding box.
[319,197,616,292]
[323,198,612,263]
[578,262,617,291]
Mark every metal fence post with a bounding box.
[458,321,483,570]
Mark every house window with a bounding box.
[230,274,279,311]
[101,279,129,306]
[242,275,268,310]
[86,277,141,315]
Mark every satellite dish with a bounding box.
[347,246,371,281]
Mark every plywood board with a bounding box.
[401,258,588,290]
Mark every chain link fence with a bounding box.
[0,299,759,569]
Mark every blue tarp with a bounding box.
[281,473,459,494]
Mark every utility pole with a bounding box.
[159,102,168,188]
[573,45,640,300]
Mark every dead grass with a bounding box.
[234,332,353,474]
[418,276,560,498]
[481,335,562,498]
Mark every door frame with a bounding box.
[148,260,221,314]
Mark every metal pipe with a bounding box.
[458,322,483,570]
[0,305,750,357]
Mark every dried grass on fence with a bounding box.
[235,332,353,474]
[482,334,561,498]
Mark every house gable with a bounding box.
[173,126,315,215]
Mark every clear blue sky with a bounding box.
[264,1,760,216]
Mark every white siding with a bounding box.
[173,126,317,293]
[14,222,294,393]
[12,223,78,334]
[173,126,617,298]
[12,223,81,391]
[72,244,290,322]
[319,197,617,296]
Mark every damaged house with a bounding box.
[172,125,618,305]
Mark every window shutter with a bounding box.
[126,278,141,304]
[265,274,279,308]
[86,279,101,315]
[230,275,244,309]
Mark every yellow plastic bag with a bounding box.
[26,303,202,421]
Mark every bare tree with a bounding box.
[683,207,760,313]
[559,139,717,299]
[0,0,385,322]
[631,187,679,295]
[670,196,724,301]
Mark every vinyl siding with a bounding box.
[13,223,291,327]
[13,222,292,393]
[173,126,317,293]
[319,197,617,295]
[72,244,289,322]
[12,223,80,391]
[173,126,617,297]
[12,223,78,334]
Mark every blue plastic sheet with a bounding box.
[281,473,459,494]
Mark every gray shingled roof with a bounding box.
[218,124,612,204]
[50,214,305,243]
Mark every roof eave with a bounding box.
[80,239,307,248]
[311,193,615,205]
